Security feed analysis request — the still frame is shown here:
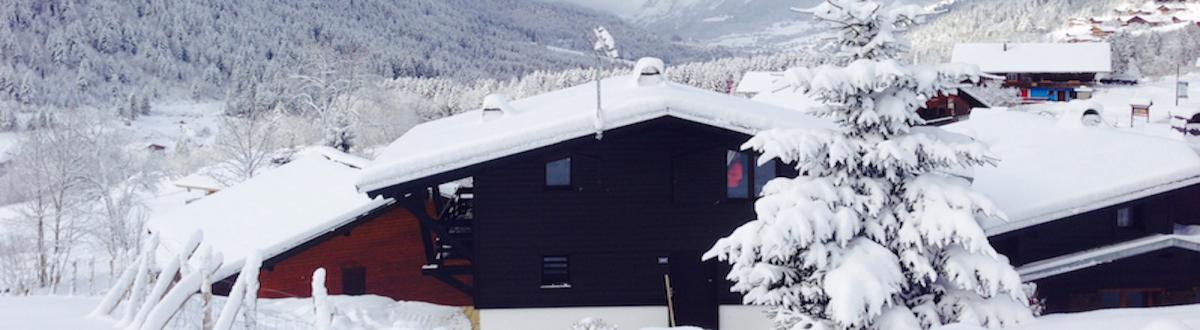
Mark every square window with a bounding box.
[546,158,571,188]
[341,266,366,295]
[541,255,570,288]
[726,151,750,199]
[1116,206,1141,230]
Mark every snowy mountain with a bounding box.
[0,0,725,110]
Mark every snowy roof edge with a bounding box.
[211,197,395,280]
[985,174,1200,236]
[356,109,766,193]
[1018,234,1200,281]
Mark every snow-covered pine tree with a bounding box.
[703,1,1032,329]
[323,110,356,153]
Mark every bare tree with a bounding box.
[7,112,96,288]
[211,113,280,185]
[288,47,366,152]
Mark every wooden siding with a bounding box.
[238,205,472,306]
[471,117,767,309]
[989,184,1200,266]
[1035,247,1200,312]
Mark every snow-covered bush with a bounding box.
[704,1,1032,329]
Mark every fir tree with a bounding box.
[703,1,1032,329]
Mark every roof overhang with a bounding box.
[985,175,1200,236]
[1019,234,1200,281]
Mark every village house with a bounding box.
[350,58,1200,328]
[947,110,1200,313]
[734,71,989,125]
[147,147,472,307]
[951,42,1112,102]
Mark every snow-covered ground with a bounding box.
[0,294,471,330]
[2,293,1200,330]
[124,100,224,149]
[1011,73,1200,140]
[0,296,113,330]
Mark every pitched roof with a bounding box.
[944,110,1200,235]
[1018,233,1200,281]
[356,64,829,193]
[951,42,1113,74]
[148,149,391,279]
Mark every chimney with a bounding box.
[481,93,515,122]
[632,57,666,86]
[1003,42,1009,52]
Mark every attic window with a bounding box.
[1116,206,1143,230]
[546,157,572,188]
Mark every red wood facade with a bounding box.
[219,204,473,306]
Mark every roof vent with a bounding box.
[632,57,666,86]
[481,93,515,122]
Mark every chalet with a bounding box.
[735,70,989,125]
[355,58,829,330]
[147,147,471,306]
[945,110,1200,313]
[353,58,1200,328]
[951,42,1112,102]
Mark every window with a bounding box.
[341,266,366,295]
[726,151,750,199]
[754,159,778,196]
[541,255,570,288]
[727,150,779,199]
[1116,206,1142,230]
[546,158,571,188]
[1099,289,1164,308]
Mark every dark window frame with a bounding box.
[544,157,573,191]
[726,150,780,200]
[540,255,571,289]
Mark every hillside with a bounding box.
[0,0,725,110]
[908,0,1125,62]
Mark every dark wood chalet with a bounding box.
[951,43,1112,102]
[990,184,1200,313]
[357,58,821,330]
[354,61,1200,329]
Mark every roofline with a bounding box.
[213,197,397,280]
[986,175,1200,236]
[1018,234,1200,281]
[358,110,769,195]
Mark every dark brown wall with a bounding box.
[990,184,1200,266]
[251,205,473,306]
[471,117,771,309]
[1035,247,1200,312]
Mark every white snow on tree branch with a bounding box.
[704,1,1032,329]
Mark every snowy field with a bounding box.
[1,293,1198,330]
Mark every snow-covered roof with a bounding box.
[149,150,391,279]
[357,63,828,193]
[734,71,785,94]
[950,43,1113,74]
[172,172,223,193]
[944,110,1200,235]
[1018,233,1200,281]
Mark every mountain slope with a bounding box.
[0,0,724,110]
[909,0,1125,62]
